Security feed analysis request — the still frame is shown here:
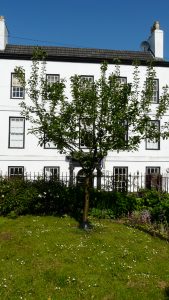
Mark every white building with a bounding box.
[0,16,169,187]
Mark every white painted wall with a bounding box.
[0,57,169,176]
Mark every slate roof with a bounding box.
[0,44,168,66]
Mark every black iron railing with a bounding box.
[0,171,169,193]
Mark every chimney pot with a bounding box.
[151,21,160,33]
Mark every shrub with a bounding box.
[90,208,115,219]
[0,179,38,215]
[130,209,151,225]
[0,178,85,217]
[1,178,169,224]
[29,180,84,217]
[137,189,169,223]
[89,190,138,218]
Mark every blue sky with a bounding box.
[1,0,169,59]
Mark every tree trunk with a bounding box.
[97,164,102,189]
[82,176,90,229]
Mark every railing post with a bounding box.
[0,171,169,193]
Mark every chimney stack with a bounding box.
[0,16,8,50]
[148,21,164,60]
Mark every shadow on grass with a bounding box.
[164,287,169,299]
[123,222,169,242]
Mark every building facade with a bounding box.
[0,16,169,184]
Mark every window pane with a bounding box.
[44,167,60,180]
[113,167,128,192]
[146,167,160,175]
[12,74,21,87]
[11,73,24,99]
[44,140,57,149]
[80,76,94,88]
[145,167,161,190]
[146,120,160,150]
[146,139,159,149]
[117,77,127,84]
[46,74,60,85]
[12,87,24,98]
[80,75,94,82]
[9,167,24,178]
[9,117,25,148]
[79,118,93,148]
[152,79,159,103]
[146,78,159,103]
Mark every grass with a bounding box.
[0,216,169,299]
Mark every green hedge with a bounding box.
[0,179,84,218]
[0,178,169,222]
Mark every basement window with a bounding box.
[113,167,128,192]
[44,166,60,180]
[8,166,24,179]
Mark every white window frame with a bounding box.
[146,167,160,175]
[152,79,159,103]
[80,75,94,89]
[44,132,57,149]
[117,77,127,84]
[8,166,24,179]
[9,117,25,149]
[123,120,128,143]
[146,120,160,150]
[145,166,161,189]
[79,118,93,149]
[146,78,159,103]
[46,74,60,85]
[113,167,128,192]
[44,140,57,149]
[44,166,60,180]
[80,75,94,83]
[44,74,60,100]
[11,73,25,99]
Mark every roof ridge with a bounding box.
[6,43,152,54]
[2,43,166,66]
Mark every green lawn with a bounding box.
[0,216,169,300]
